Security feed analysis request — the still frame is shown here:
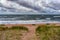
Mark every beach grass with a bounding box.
[36,25,60,40]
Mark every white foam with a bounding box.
[0,20,59,24]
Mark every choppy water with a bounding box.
[0,15,60,21]
[0,15,60,24]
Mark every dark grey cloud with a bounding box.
[0,3,18,12]
[44,2,60,10]
[8,0,60,13]
[8,0,44,12]
[8,0,17,1]
[0,0,60,14]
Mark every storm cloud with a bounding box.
[0,0,60,13]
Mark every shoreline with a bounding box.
[0,20,60,24]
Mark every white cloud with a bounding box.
[0,0,37,12]
[0,0,60,14]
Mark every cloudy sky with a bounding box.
[0,0,60,14]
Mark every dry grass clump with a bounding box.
[10,26,28,31]
[0,25,29,40]
[0,24,5,26]
[0,25,28,31]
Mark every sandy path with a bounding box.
[4,24,38,40]
[0,31,6,40]
[3,24,60,40]
[22,25,37,40]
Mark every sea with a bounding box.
[0,15,60,24]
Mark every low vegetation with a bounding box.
[0,24,5,26]
[0,25,29,40]
[0,24,60,40]
[0,26,28,31]
[36,24,60,40]
[10,26,28,31]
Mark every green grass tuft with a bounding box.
[10,26,28,31]
[36,25,60,40]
